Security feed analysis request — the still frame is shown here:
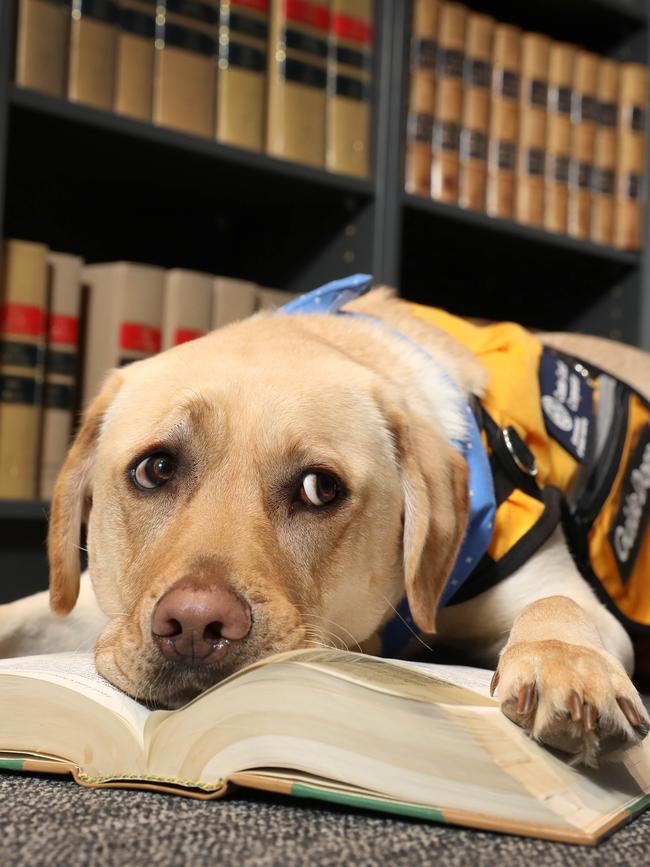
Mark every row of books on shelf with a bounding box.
[405,0,648,250]
[14,0,372,177]
[0,238,298,502]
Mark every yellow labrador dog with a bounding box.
[1,276,649,768]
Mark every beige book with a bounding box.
[515,33,551,227]
[458,12,494,211]
[567,51,599,240]
[153,0,218,138]
[591,59,619,246]
[325,0,373,177]
[430,2,466,203]
[614,63,648,251]
[0,240,48,500]
[404,0,439,196]
[486,24,521,219]
[2,648,650,845]
[68,0,119,109]
[38,253,83,501]
[14,0,70,95]
[543,42,575,234]
[82,262,165,407]
[216,0,268,151]
[266,0,329,167]
[211,277,258,328]
[161,270,213,351]
[114,0,155,121]
[256,286,298,311]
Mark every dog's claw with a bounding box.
[516,682,537,716]
[584,702,598,732]
[617,695,640,727]
[567,690,582,722]
[490,670,500,697]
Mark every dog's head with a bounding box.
[48,304,469,706]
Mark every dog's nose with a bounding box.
[151,579,251,666]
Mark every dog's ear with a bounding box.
[390,407,469,633]
[48,372,123,615]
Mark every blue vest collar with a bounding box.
[276,275,496,657]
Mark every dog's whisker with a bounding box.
[301,613,363,653]
[378,593,435,653]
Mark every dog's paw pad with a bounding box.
[493,639,650,766]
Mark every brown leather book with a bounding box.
[0,240,48,500]
[15,0,70,95]
[266,0,330,167]
[114,0,155,120]
[486,23,521,219]
[38,253,83,501]
[614,63,648,251]
[543,42,574,234]
[431,2,466,203]
[216,0,268,151]
[68,0,119,109]
[515,33,550,226]
[81,262,165,407]
[591,59,619,246]
[567,50,598,239]
[325,0,373,177]
[404,0,439,196]
[211,277,258,327]
[458,12,493,211]
[153,0,218,138]
[161,269,213,350]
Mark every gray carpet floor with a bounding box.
[1,770,649,867]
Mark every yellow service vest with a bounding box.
[404,301,650,634]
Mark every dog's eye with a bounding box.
[299,472,340,507]
[131,453,176,490]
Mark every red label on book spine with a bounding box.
[332,12,372,44]
[119,322,161,354]
[0,303,46,338]
[173,328,205,346]
[231,0,268,11]
[49,313,79,346]
[284,0,329,31]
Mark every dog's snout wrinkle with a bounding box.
[152,578,251,666]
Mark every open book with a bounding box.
[1,648,649,845]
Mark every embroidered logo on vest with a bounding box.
[610,425,650,583]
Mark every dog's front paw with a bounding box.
[492,639,649,766]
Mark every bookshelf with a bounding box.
[0,0,649,600]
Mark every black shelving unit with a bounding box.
[1,0,649,600]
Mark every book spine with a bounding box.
[567,50,598,240]
[161,270,213,350]
[114,0,155,120]
[216,0,269,151]
[38,253,83,500]
[458,12,493,211]
[486,23,521,219]
[15,0,71,96]
[266,0,330,167]
[430,2,466,204]
[591,58,619,246]
[325,0,373,177]
[515,32,550,227]
[68,0,119,109]
[404,0,438,196]
[0,240,48,500]
[614,63,648,251]
[152,0,218,137]
[543,42,574,234]
[82,263,165,407]
[211,277,258,327]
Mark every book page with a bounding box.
[390,659,494,698]
[0,653,150,735]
